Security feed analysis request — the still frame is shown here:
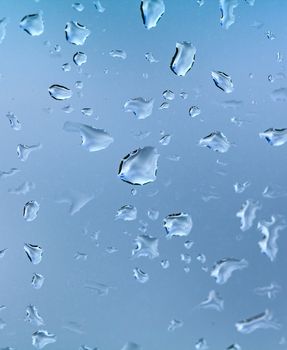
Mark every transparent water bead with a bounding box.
[23,200,40,222]
[48,84,72,100]
[31,273,45,289]
[124,97,154,119]
[73,52,87,66]
[63,121,113,152]
[235,309,280,334]
[65,21,90,45]
[118,146,159,185]
[133,267,149,283]
[24,243,43,264]
[199,131,230,153]
[211,71,234,93]
[132,234,159,259]
[259,128,287,146]
[170,42,196,77]
[32,330,56,349]
[219,0,238,30]
[25,305,44,326]
[163,212,193,239]
[20,12,44,36]
[115,205,137,221]
[17,143,42,161]
[140,0,165,29]
[210,258,248,284]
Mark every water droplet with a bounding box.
[48,84,72,100]
[74,251,88,261]
[159,101,169,110]
[245,0,255,4]
[262,184,287,199]
[199,290,224,312]
[197,254,206,264]
[9,181,35,195]
[196,0,205,6]
[73,51,87,66]
[160,259,170,269]
[259,128,287,146]
[65,21,90,45]
[31,273,45,289]
[132,234,159,259]
[235,309,280,334]
[181,253,191,264]
[236,199,261,231]
[63,121,113,152]
[199,131,231,153]
[20,12,44,36]
[145,52,159,63]
[168,319,183,332]
[5,112,21,131]
[219,0,238,29]
[118,146,159,185]
[17,143,42,161]
[25,305,44,326]
[62,63,71,72]
[72,2,84,12]
[179,91,188,99]
[24,244,43,265]
[23,200,40,222]
[163,213,193,239]
[109,49,127,59]
[195,338,208,350]
[115,205,137,221]
[0,18,8,44]
[162,90,175,100]
[56,190,94,215]
[159,134,171,146]
[81,108,93,117]
[0,319,6,330]
[211,71,234,93]
[124,97,154,119]
[266,30,276,40]
[121,342,142,350]
[211,258,248,284]
[133,267,149,283]
[184,240,194,249]
[32,330,56,349]
[189,106,201,118]
[271,87,287,102]
[0,168,19,179]
[257,215,286,262]
[94,0,106,13]
[234,181,250,194]
[140,0,165,29]
[62,105,74,114]
[147,209,159,221]
[170,42,196,77]
[254,282,281,300]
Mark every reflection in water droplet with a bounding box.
[48,84,72,100]
[235,309,280,334]
[20,12,44,36]
[132,234,159,259]
[115,205,137,221]
[170,42,196,77]
[259,128,287,146]
[211,71,234,93]
[211,258,248,284]
[32,330,56,349]
[65,21,90,45]
[219,0,238,29]
[124,97,154,119]
[118,146,159,185]
[23,200,40,222]
[140,0,165,29]
[73,52,87,66]
[133,267,149,283]
[63,121,113,152]
[24,244,43,265]
[163,213,193,239]
[199,131,230,153]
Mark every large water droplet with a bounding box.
[24,243,43,265]
[20,12,44,36]
[140,0,165,29]
[132,234,159,259]
[48,84,72,100]
[63,121,113,152]
[65,21,90,45]
[170,42,196,76]
[124,97,154,119]
[219,0,238,29]
[259,128,287,146]
[23,200,40,222]
[211,71,234,93]
[32,330,56,349]
[17,143,42,162]
[199,131,231,153]
[73,51,87,66]
[118,146,159,185]
[163,213,193,239]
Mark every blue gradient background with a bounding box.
[0,0,286,349]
